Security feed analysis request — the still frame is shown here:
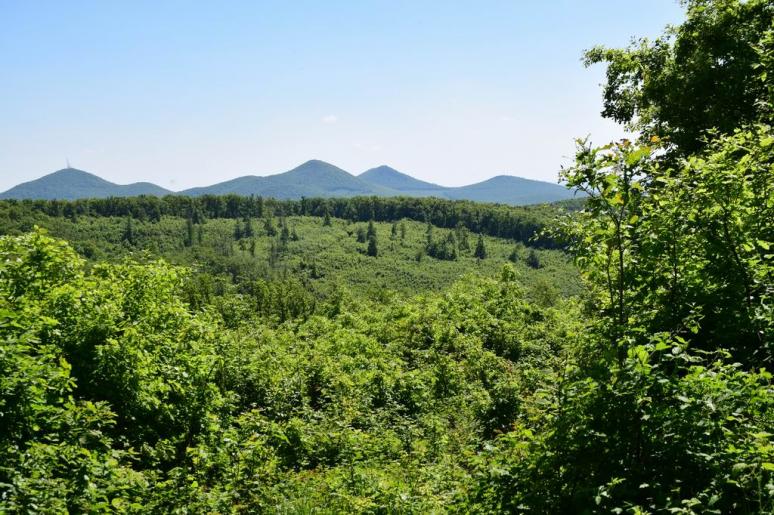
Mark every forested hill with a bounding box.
[0,159,578,205]
[359,165,445,192]
[0,168,172,200]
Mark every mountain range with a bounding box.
[0,160,578,205]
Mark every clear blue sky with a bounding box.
[0,1,685,192]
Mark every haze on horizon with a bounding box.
[0,1,685,192]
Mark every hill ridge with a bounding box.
[0,168,172,200]
[2,161,577,205]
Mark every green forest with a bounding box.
[1,1,773,513]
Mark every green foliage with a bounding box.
[526,249,540,269]
[0,229,581,511]
[184,217,194,247]
[1,145,771,511]
[263,216,276,236]
[426,230,458,261]
[468,345,774,513]
[243,216,254,238]
[560,126,773,364]
[474,234,487,260]
[355,225,367,243]
[367,220,376,240]
[122,215,134,245]
[463,12,774,502]
[508,242,524,263]
[1,4,772,512]
[0,230,146,512]
[584,0,773,152]
[465,126,774,513]
[367,234,378,257]
[0,193,570,249]
[0,207,580,302]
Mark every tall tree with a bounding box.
[122,216,135,245]
[280,224,290,246]
[184,217,194,247]
[367,220,376,240]
[367,235,378,257]
[584,0,773,153]
[263,217,276,236]
[526,249,540,269]
[474,234,487,259]
[243,217,254,238]
[356,226,367,243]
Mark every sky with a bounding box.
[0,1,686,192]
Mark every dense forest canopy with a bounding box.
[1,0,772,513]
[0,194,579,248]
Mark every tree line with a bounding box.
[0,194,579,248]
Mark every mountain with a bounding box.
[180,175,268,197]
[444,175,577,205]
[359,165,444,194]
[357,166,576,204]
[0,168,171,200]
[181,160,395,198]
[1,161,578,205]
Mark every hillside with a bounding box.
[181,160,393,198]
[0,168,171,200]
[0,205,578,299]
[445,175,578,204]
[359,165,445,193]
[179,175,268,197]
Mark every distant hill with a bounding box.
[358,166,577,204]
[182,160,394,198]
[359,165,444,194]
[444,175,577,205]
[180,175,268,197]
[1,161,579,205]
[0,168,171,200]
